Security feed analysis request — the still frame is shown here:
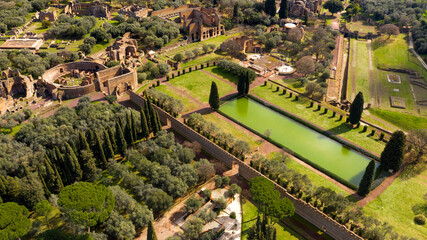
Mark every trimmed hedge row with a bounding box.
[247,94,380,162]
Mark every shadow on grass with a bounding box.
[399,161,427,180]
[372,37,393,50]
[327,123,351,135]
[210,67,239,84]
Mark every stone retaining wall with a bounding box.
[129,91,363,240]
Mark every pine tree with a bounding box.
[107,125,117,153]
[116,121,127,156]
[64,142,83,182]
[140,107,150,139]
[78,132,90,152]
[103,129,115,161]
[264,0,277,17]
[131,111,138,142]
[147,221,158,240]
[349,91,364,125]
[358,160,375,196]
[278,0,288,19]
[209,81,220,110]
[94,131,107,167]
[380,130,406,172]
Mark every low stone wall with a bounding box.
[59,84,96,99]
[42,61,106,83]
[129,91,363,240]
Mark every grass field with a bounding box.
[242,198,304,240]
[363,165,427,240]
[155,85,200,113]
[251,85,385,155]
[180,52,226,69]
[169,70,234,103]
[347,21,377,34]
[368,108,427,131]
[348,40,371,101]
[203,113,260,150]
[204,66,239,84]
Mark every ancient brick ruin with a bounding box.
[36,7,58,22]
[0,69,36,113]
[65,0,112,19]
[106,34,139,63]
[118,5,148,21]
[289,0,323,18]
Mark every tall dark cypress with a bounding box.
[358,160,375,196]
[209,81,220,110]
[116,121,127,156]
[140,107,150,139]
[147,98,157,133]
[131,111,138,141]
[124,113,135,144]
[233,3,239,18]
[107,125,117,152]
[144,101,152,131]
[54,146,71,185]
[38,169,51,197]
[94,131,107,167]
[380,130,406,172]
[103,129,115,161]
[349,91,364,125]
[153,111,162,134]
[147,221,158,240]
[64,142,83,182]
[264,0,277,16]
[78,132,90,152]
[237,75,246,96]
[43,156,62,193]
[244,72,250,96]
[87,129,95,148]
[278,0,288,19]
[68,139,78,156]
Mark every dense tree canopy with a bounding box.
[58,182,115,231]
[0,202,32,240]
[380,131,406,172]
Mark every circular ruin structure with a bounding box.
[276,64,295,75]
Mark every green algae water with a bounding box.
[220,98,375,188]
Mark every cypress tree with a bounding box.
[124,118,134,145]
[349,91,364,125]
[380,130,406,172]
[78,132,90,152]
[244,72,250,96]
[233,3,239,18]
[153,111,162,134]
[147,221,158,240]
[237,75,246,96]
[209,81,220,110]
[80,149,97,181]
[140,107,150,139]
[358,160,375,196]
[68,139,78,156]
[131,112,138,141]
[107,125,117,152]
[94,131,107,167]
[38,170,51,197]
[278,0,288,18]
[64,142,83,182]
[52,165,64,190]
[43,156,62,193]
[116,121,127,156]
[103,129,115,161]
[87,129,95,148]
[146,98,157,134]
[144,103,152,132]
[265,0,277,17]
[54,146,71,185]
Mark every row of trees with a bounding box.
[46,15,97,39]
[172,44,217,63]
[147,88,185,116]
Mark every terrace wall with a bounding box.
[129,91,363,240]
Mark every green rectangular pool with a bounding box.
[220,98,377,188]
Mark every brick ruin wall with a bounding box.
[129,91,363,240]
[106,70,137,95]
[96,65,122,83]
[59,84,96,99]
[150,4,192,18]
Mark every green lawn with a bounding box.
[368,108,427,131]
[180,53,225,69]
[169,70,234,103]
[363,166,427,240]
[349,40,371,101]
[0,125,21,136]
[203,113,260,150]
[204,66,239,84]
[347,21,377,34]
[251,85,385,155]
[155,85,200,113]
[268,152,351,197]
[242,198,305,240]
[373,34,427,80]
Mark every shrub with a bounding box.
[414,215,426,225]
[230,211,236,219]
[106,61,120,68]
